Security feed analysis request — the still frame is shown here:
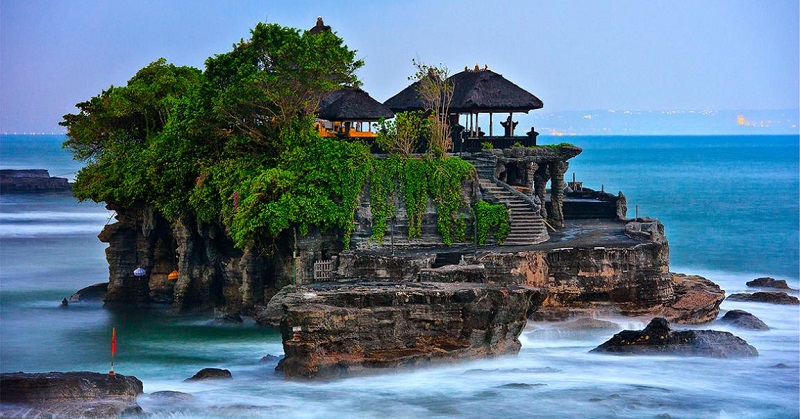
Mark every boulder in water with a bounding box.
[745,277,793,290]
[0,371,143,417]
[590,317,758,358]
[69,282,109,302]
[185,368,232,381]
[727,292,799,305]
[718,309,769,331]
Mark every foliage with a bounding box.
[429,157,474,245]
[368,156,402,243]
[62,21,477,252]
[512,141,523,147]
[368,155,474,245]
[531,142,575,149]
[474,201,510,245]
[374,111,431,157]
[410,60,453,158]
[205,23,363,144]
[481,141,494,150]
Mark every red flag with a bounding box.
[111,327,117,355]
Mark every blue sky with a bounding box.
[1,0,798,133]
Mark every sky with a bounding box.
[1,0,798,134]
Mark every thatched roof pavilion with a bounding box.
[448,69,543,114]
[383,67,543,139]
[318,87,395,122]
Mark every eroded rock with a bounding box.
[0,371,143,417]
[185,368,232,381]
[590,317,758,358]
[718,310,769,331]
[746,277,793,290]
[271,281,545,378]
[659,273,725,324]
[727,292,799,305]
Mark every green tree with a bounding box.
[205,23,363,147]
[374,111,431,157]
[410,60,453,158]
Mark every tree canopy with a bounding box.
[62,22,475,251]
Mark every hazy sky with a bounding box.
[1,0,798,133]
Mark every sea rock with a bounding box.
[555,317,621,331]
[271,281,545,378]
[590,317,758,358]
[0,371,143,417]
[69,282,109,302]
[214,312,244,324]
[746,277,792,290]
[147,390,196,402]
[727,292,800,305]
[0,169,71,194]
[259,354,283,364]
[718,309,769,331]
[659,273,725,324]
[185,368,232,381]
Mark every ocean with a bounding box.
[1,134,798,418]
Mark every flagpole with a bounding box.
[109,327,116,376]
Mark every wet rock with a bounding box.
[727,292,799,305]
[214,312,244,324]
[418,264,487,283]
[556,317,621,331]
[185,368,232,381]
[272,281,545,378]
[660,273,725,325]
[746,277,792,290]
[260,354,283,364]
[0,169,72,194]
[148,390,196,402]
[0,371,142,417]
[590,317,758,358]
[718,309,769,331]
[69,282,109,302]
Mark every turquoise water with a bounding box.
[1,134,798,418]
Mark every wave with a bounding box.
[0,211,112,222]
[0,223,105,238]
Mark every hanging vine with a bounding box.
[474,200,510,245]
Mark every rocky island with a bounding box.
[0,169,71,194]
[52,19,732,380]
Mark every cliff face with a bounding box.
[479,242,672,319]
[99,204,290,313]
[271,282,545,378]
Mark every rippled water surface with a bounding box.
[1,134,798,418]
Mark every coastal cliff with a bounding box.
[270,282,544,378]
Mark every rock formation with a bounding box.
[590,317,759,358]
[0,169,71,194]
[718,309,770,331]
[0,372,143,417]
[185,368,232,381]
[727,292,799,305]
[268,282,545,378]
[746,277,793,290]
[659,273,725,324]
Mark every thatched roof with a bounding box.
[384,69,543,114]
[318,87,395,121]
[382,80,427,113]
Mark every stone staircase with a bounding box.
[471,153,549,246]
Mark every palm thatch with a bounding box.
[449,69,543,113]
[382,80,427,113]
[318,87,395,121]
[383,69,543,114]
